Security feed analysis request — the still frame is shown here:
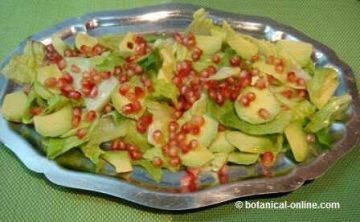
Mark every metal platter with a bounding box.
[0,3,359,210]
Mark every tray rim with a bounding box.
[0,3,359,211]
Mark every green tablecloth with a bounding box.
[1,0,359,221]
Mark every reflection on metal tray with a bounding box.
[0,3,359,210]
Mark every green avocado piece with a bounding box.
[33,81,53,100]
[36,64,62,85]
[211,152,228,171]
[276,40,313,67]
[75,33,98,50]
[235,87,281,124]
[186,114,219,147]
[34,105,72,137]
[284,122,309,162]
[101,151,132,173]
[1,91,28,122]
[111,85,145,120]
[307,68,339,109]
[180,144,214,168]
[225,131,273,154]
[209,131,236,153]
[195,35,223,55]
[52,35,67,56]
[228,151,259,165]
[227,35,258,60]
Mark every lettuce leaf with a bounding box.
[207,99,292,135]
[186,8,215,35]
[150,79,179,104]
[306,95,351,133]
[88,116,128,144]
[2,41,45,83]
[80,144,104,164]
[98,35,123,51]
[91,52,124,72]
[133,159,163,182]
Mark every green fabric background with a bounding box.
[0,0,359,221]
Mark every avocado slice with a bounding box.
[284,122,309,162]
[276,40,313,67]
[1,91,28,122]
[180,144,214,168]
[211,152,228,171]
[227,35,259,60]
[307,68,339,109]
[101,151,132,173]
[253,61,286,82]
[225,131,273,154]
[36,64,62,85]
[33,81,53,100]
[75,33,98,50]
[34,105,73,137]
[235,87,281,124]
[209,131,236,153]
[228,151,259,165]
[196,35,222,55]
[186,114,219,147]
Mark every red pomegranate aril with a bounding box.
[60,84,74,96]
[230,55,241,66]
[76,128,87,139]
[200,70,209,78]
[73,107,82,116]
[161,144,170,155]
[297,78,305,86]
[218,165,229,184]
[71,64,81,73]
[191,126,200,135]
[89,86,98,98]
[172,110,183,119]
[153,157,163,168]
[306,134,316,143]
[113,66,123,75]
[152,130,163,143]
[216,93,224,105]
[140,115,153,125]
[122,104,133,114]
[119,75,129,83]
[181,122,192,134]
[134,65,144,74]
[207,65,217,75]
[130,150,142,160]
[212,54,221,64]
[240,96,250,107]
[136,122,147,134]
[31,107,42,116]
[180,143,190,154]
[258,108,271,119]
[246,92,256,101]
[86,110,97,122]
[275,64,284,73]
[188,139,199,150]
[132,101,142,112]
[118,85,129,96]
[134,86,144,98]
[168,121,179,132]
[267,75,276,85]
[266,55,275,64]
[72,115,81,128]
[46,44,55,53]
[111,139,120,150]
[261,152,274,167]
[298,89,307,98]
[255,79,267,89]
[100,71,112,80]
[167,146,178,157]
[230,91,239,101]
[191,115,205,126]
[251,54,260,62]
[58,59,67,70]
[61,72,73,84]
[45,77,57,88]
[173,32,183,43]
[119,141,127,150]
[92,45,103,55]
[68,90,81,100]
[218,124,226,132]
[92,73,102,84]
[64,48,73,57]
[127,41,134,49]
[170,156,181,167]
[281,90,293,99]
[287,72,297,82]
[103,104,113,113]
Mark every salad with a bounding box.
[0,8,351,191]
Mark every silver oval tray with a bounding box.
[1,3,360,210]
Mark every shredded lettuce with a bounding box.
[306,95,351,133]
[2,41,45,83]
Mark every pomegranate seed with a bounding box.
[173,32,183,43]
[73,107,82,116]
[275,64,284,73]
[46,44,55,53]
[258,108,271,119]
[122,104,133,114]
[76,128,87,139]
[113,66,123,75]
[251,68,260,76]
[64,48,73,57]
[255,79,266,89]
[92,73,102,84]
[134,65,144,74]
[168,146,178,157]
[297,78,305,86]
[45,77,57,88]
[152,130,163,143]
[216,93,224,105]
[71,64,81,73]
[92,45,103,55]
[152,157,163,168]
[86,110,97,122]
[267,75,276,85]
[246,92,256,101]
[58,59,67,70]
[31,107,42,116]
[251,54,260,62]
[172,110,183,119]
[118,85,129,96]
[130,150,142,160]
[298,89,307,98]
[118,141,127,150]
[169,156,181,166]
[230,55,241,66]
[22,83,32,94]
[136,122,147,134]
[134,86,144,98]
[61,72,73,84]
[191,115,205,126]
[240,96,250,107]
[132,101,142,112]
[266,55,275,64]
[89,86,98,98]
[127,41,134,49]
[287,72,297,82]
[72,115,81,128]
[191,126,200,135]
[161,144,170,155]
[111,139,120,150]
[191,47,203,61]
[212,54,221,64]
[188,139,199,150]
[68,90,81,100]
[281,90,293,99]
[181,122,192,134]
[218,165,229,184]
[261,152,274,167]
[140,115,153,125]
[168,121,179,132]
[60,84,74,96]
[180,143,190,154]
